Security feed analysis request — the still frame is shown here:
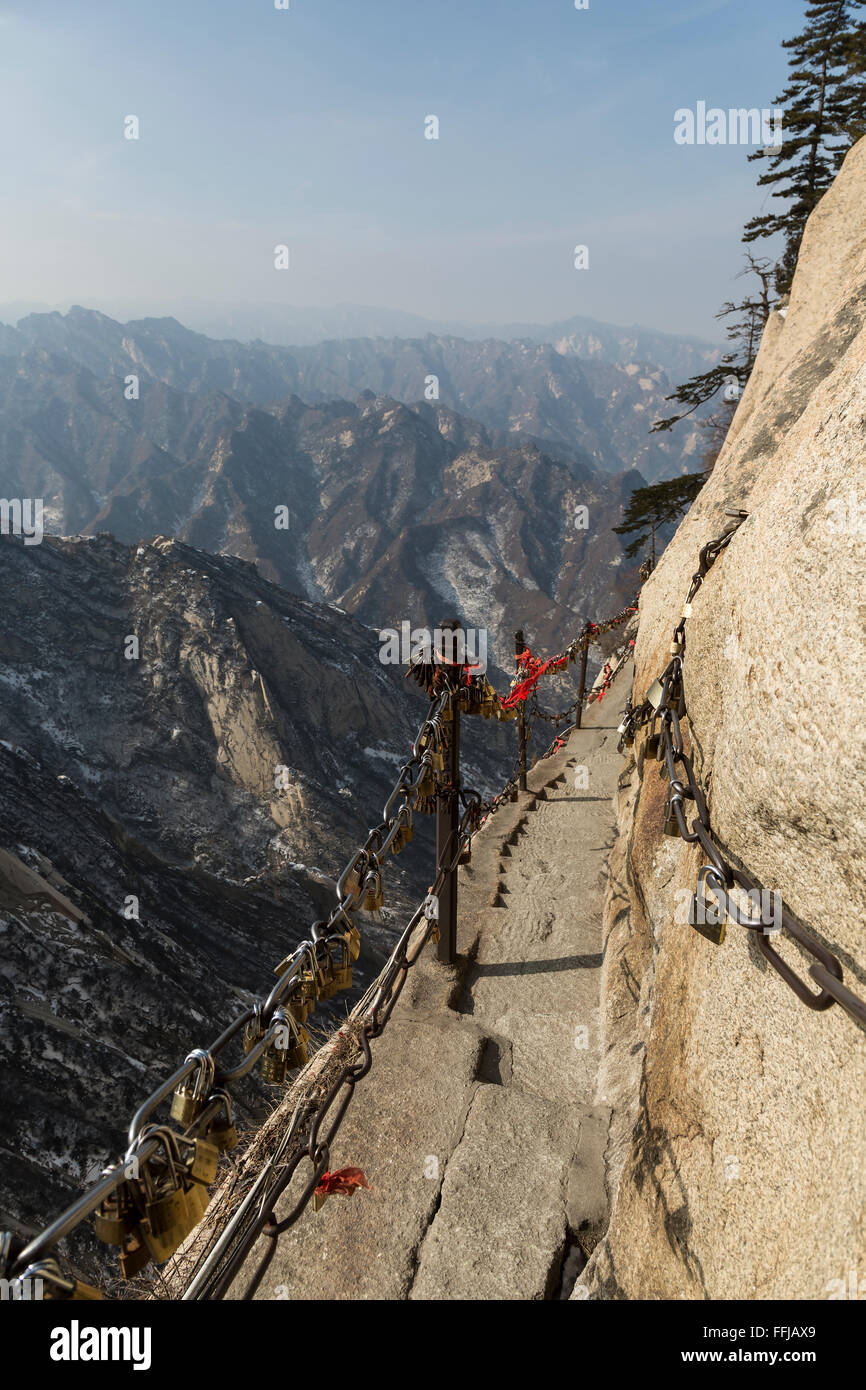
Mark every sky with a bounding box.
[0,0,798,341]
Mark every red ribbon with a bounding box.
[501,647,569,709]
[314,1167,371,1198]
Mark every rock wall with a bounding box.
[582,137,866,1300]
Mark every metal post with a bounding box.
[434,618,463,966]
[575,619,592,729]
[515,628,528,791]
[436,694,460,965]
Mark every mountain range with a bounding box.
[0,300,722,378]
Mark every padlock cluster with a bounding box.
[411,721,449,814]
[94,1106,234,1277]
[457,675,518,721]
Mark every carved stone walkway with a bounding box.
[231,673,629,1301]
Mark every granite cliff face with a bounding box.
[583,137,866,1300]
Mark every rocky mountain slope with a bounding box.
[0,355,645,679]
[584,136,866,1299]
[0,532,439,1265]
[0,308,708,483]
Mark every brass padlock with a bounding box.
[329,935,353,991]
[118,1235,150,1281]
[418,766,437,799]
[362,864,384,912]
[242,1008,264,1057]
[392,810,414,855]
[314,939,337,999]
[184,1179,210,1228]
[346,924,361,962]
[170,1049,214,1127]
[285,1020,309,1070]
[260,1012,290,1084]
[139,1131,198,1265]
[287,983,309,1025]
[94,1184,137,1246]
[688,867,727,945]
[70,1279,104,1300]
[296,950,320,1011]
[182,1136,220,1187]
[27,1259,104,1302]
[645,678,665,711]
[260,1048,288,1084]
[204,1089,238,1153]
[342,861,363,903]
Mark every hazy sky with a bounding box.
[0,0,796,339]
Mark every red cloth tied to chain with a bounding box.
[501,647,568,709]
[314,1167,371,1199]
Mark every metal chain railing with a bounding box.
[617,511,866,1031]
[193,793,480,1301]
[1,686,465,1297]
[14,558,806,1302]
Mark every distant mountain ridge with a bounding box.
[0,305,709,483]
[0,300,722,378]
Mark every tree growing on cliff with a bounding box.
[650,256,774,435]
[612,473,707,568]
[744,0,866,295]
[652,1,866,441]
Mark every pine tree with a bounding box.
[612,473,707,567]
[744,0,866,295]
[653,2,866,442]
[650,256,773,435]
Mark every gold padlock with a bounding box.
[286,982,309,1024]
[94,1184,137,1246]
[286,1020,309,1070]
[182,1136,220,1186]
[342,861,363,903]
[118,1233,151,1280]
[315,940,337,999]
[346,924,361,962]
[204,1089,239,1153]
[329,935,352,991]
[170,1049,215,1127]
[362,864,384,912]
[645,678,665,711]
[184,1179,210,1227]
[70,1279,104,1300]
[243,1009,263,1056]
[260,1019,289,1083]
[297,950,320,1012]
[139,1131,198,1265]
[25,1259,104,1302]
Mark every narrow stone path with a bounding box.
[235,674,629,1301]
